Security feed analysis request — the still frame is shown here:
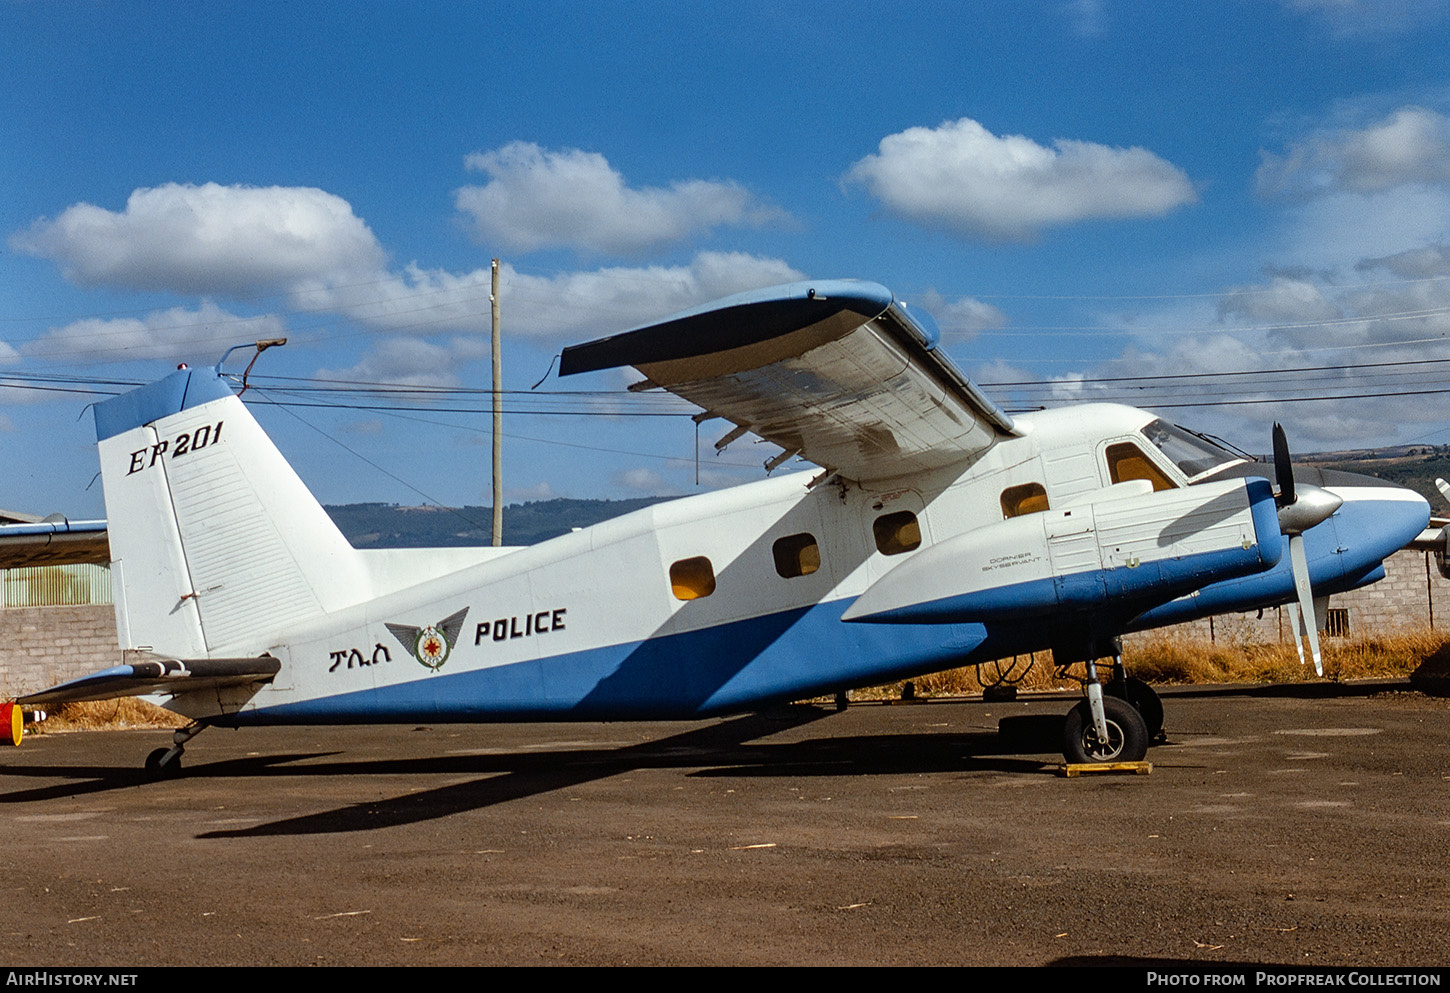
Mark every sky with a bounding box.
[5,0,1450,520]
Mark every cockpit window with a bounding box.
[1106,443,1176,492]
[1141,419,1243,481]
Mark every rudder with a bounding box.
[96,368,363,656]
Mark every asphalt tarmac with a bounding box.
[3,682,1449,967]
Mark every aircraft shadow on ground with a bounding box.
[5,678,1404,834]
[192,711,1061,838]
[0,706,1070,837]
[0,752,342,803]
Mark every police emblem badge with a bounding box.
[385,607,469,670]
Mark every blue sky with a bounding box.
[5,0,1450,519]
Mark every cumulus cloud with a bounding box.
[499,250,806,342]
[454,142,787,255]
[1060,0,1107,37]
[315,336,463,389]
[1038,264,1450,449]
[1217,274,1341,328]
[12,182,387,295]
[843,117,1196,241]
[295,250,805,347]
[20,301,286,366]
[289,263,497,337]
[1280,0,1448,36]
[13,179,804,365]
[914,289,1008,336]
[1257,106,1450,199]
[1357,243,1450,279]
[506,481,559,503]
[610,467,664,492]
[1268,185,1450,272]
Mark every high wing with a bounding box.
[0,517,109,569]
[559,279,1018,483]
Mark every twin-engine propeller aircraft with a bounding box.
[2,279,1431,774]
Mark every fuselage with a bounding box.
[215,402,1428,727]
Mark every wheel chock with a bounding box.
[1056,760,1151,777]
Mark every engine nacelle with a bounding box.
[842,477,1281,624]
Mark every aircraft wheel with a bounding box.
[144,747,182,779]
[1062,696,1148,764]
[1106,676,1164,740]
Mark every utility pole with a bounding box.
[491,258,503,546]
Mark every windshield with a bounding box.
[1141,419,1244,480]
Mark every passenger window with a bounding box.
[873,511,921,556]
[772,533,821,578]
[1105,443,1175,492]
[1001,483,1049,518]
[670,556,716,600]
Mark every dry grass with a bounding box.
[852,629,1450,701]
[1128,628,1447,684]
[24,697,190,734]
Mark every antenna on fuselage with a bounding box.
[216,338,288,396]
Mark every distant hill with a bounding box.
[325,496,669,548]
[1302,444,1450,510]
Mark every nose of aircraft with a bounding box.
[1311,467,1431,572]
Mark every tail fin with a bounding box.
[96,368,363,656]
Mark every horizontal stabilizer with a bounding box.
[1409,517,1450,550]
[0,518,109,569]
[16,655,280,707]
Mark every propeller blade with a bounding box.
[1437,478,1450,506]
[1286,601,1307,668]
[1272,422,1295,507]
[1288,533,1323,676]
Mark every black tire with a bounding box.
[1106,676,1164,739]
[1062,696,1149,764]
[144,747,182,779]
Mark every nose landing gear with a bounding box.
[1056,644,1160,765]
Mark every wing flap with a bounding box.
[559,280,1015,482]
[16,655,280,707]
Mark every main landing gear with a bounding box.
[1059,647,1162,764]
[144,722,205,779]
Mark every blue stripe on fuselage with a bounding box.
[228,599,988,725]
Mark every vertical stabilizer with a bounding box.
[95,369,364,656]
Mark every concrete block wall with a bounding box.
[0,604,123,698]
[1123,549,1449,650]
[1339,548,1447,632]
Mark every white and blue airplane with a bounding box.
[2,279,1432,773]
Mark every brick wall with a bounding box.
[1122,548,1448,650]
[1338,548,1447,633]
[0,604,123,698]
